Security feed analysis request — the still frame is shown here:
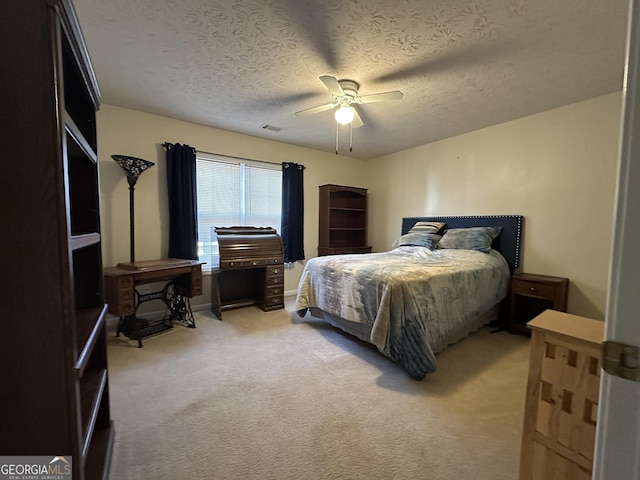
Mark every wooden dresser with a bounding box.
[211,226,285,319]
[520,309,604,479]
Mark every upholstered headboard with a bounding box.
[401,215,524,272]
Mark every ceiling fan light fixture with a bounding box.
[335,105,354,125]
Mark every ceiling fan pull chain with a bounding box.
[335,123,339,154]
[350,123,353,152]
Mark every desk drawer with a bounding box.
[106,292,134,316]
[221,258,267,269]
[266,285,284,297]
[221,259,241,269]
[115,300,135,315]
[115,275,133,288]
[116,288,134,303]
[191,270,202,296]
[265,295,284,308]
[115,287,134,315]
[266,275,283,286]
[266,264,283,276]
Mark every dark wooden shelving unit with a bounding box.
[318,184,372,256]
[0,1,114,478]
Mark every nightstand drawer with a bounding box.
[511,280,557,298]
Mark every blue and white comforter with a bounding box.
[295,247,510,379]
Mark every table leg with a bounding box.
[163,281,196,328]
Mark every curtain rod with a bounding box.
[162,142,304,169]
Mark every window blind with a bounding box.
[195,154,282,269]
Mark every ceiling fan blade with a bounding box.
[357,91,404,104]
[351,107,364,128]
[319,75,344,97]
[294,102,337,116]
[280,1,338,69]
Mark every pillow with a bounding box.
[438,226,502,253]
[392,232,442,250]
[408,221,446,235]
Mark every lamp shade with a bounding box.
[334,106,355,125]
[111,154,155,263]
[111,154,155,182]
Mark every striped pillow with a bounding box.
[408,221,446,235]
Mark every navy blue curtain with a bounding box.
[166,143,199,260]
[281,162,305,263]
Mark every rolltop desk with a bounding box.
[210,226,285,319]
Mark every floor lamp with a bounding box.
[111,154,155,263]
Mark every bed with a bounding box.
[294,215,523,379]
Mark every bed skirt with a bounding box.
[299,303,500,358]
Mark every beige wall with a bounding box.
[98,93,622,320]
[96,104,367,308]
[366,93,623,319]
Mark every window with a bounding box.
[196,154,282,270]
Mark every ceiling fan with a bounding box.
[295,75,404,128]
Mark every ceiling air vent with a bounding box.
[261,124,282,132]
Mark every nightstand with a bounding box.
[509,273,569,335]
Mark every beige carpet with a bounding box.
[106,297,530,480]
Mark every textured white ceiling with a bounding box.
[73,0,629,160]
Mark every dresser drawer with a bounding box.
[511,279,557,298]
